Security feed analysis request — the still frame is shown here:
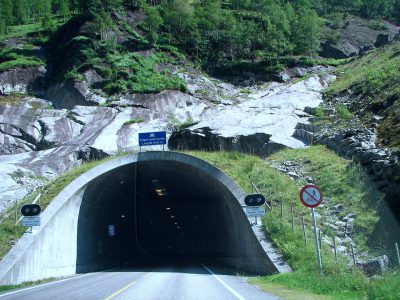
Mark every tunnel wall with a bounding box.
[0,152,279,285]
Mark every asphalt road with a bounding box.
[0,264,278,300]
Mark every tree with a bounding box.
[0,0,13,26]
[41,13,56,33]
[360,0,395,19]
[161,0,196,48]
[52,0,70,19]
[79,0,124,16]
[143,5,163,44]
[292,8,322,56]
[13,0,30,24]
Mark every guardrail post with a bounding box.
[333,236,338,264]
[395,242,400,267]
[302,216,307,245]
[291,206,295,230]
[351,244,356,267]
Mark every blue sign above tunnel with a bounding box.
[139,131,167,146]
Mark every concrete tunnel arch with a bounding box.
[0,151,278,285]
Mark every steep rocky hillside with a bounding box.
[0,11,338,213]
[313,41,400,218]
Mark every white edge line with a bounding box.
[0,270,105,298]
[201,264,245,300]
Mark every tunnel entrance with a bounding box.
[0,152,278,286]
[76,159,243,272]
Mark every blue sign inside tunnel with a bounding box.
[139,131,167,146]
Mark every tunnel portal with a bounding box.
[0,152,278,285]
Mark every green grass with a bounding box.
[365,272,400,300]
[267,146,383,248]
[335,104,353,120]
[187,148,397,299]
[0,19,66,43]
[326,42,400,148]
[123,119,145,126]
[0,47,44,71]
[0,23,43,42]
[0,277,57,293]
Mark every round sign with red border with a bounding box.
[300,185,323,208]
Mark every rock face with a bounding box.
[357,255,389,277]
[46,78,107,109]
[320,16,400,59]
[316,127,400,212]
[168,128,285,156]
[0,66,46,95]
[0,67,334,213]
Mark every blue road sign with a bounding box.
[139,131,167,146]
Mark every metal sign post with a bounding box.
[312,208,323,274]
[243,194,266,224]
[300,185,324,275]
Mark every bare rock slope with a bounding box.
[0,67,334,212]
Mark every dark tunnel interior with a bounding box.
[75,160,248,273]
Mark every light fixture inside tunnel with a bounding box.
[152,180,167,197]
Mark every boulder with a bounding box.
[359,44,375,56]
[0,66,46,95]
[76,145,110,162]
[46,79,107,109]
[357,255,389,277]
[168,127,281,156]
[374,34,391,48]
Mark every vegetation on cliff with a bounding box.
[327,41,400,149]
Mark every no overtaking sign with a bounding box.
[300,185,323,208]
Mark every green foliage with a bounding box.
[268,146,383,247]
[368,21,389,31]
[123,118,144,125]
[327,42,400,148]
[366,272,400,300]
[261,214,367,298]
[150,0,322,70]
[167,113,196,132]
[100,51,186,94]
[0,47,44,71]
[78,0,124,16]
[315,106,328,118]
[335,104,353,120]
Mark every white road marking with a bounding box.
[0,271,102,298]
[202,264,246,300]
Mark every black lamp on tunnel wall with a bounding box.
[152,179,167,197]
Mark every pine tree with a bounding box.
[14,0,30,24]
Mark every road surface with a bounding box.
[0,264,278,300]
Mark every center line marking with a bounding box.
[202,264,245,300]
[104,280,136,300]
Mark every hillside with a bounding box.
[327,42,400,149]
